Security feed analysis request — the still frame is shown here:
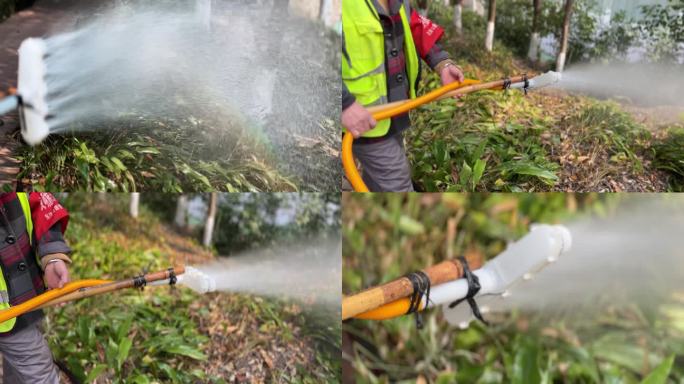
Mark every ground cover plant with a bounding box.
[403,1,683,192]
[42,193,340,383]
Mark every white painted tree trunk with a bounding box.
[485,0,496,52]
[485,21,495,51]
[129,193,140,219]
[203,193,218,248]
[454,3,463,35]
[556,51,567,72]
[556,0,573,72]
[527,32,540,61]
[174,195,188,229]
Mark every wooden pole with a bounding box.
[37,266,185,309]
[342,256,482,320]
[366,75,529,115]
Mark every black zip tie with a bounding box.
[502,77,512,91]
[168,268,177,286]
[448,256,489,326]
[133,274,147,289]
[405,270,431,329]
[523,73,530,95]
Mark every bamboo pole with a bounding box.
[366,75,528,115]
[36,266,185,309]
[342,256,482,320]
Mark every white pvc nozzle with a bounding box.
[176,266,217,294]
[428,224,571,327]
[529,71,562,89]
[511,71,562,91]
[17,38,49,146]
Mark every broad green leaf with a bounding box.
[641,355,675,384]
[117,338,133,370]
[85,364,107,383]
[165,345,207,360]
[472,158,487,188]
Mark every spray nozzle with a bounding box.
[176,266,216,294]
[432,224,572,328]
[17,38,49,146]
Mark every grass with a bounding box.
[404,2,683,192]
[342,193,684,383]
[652,126,684,191]
[45,194,339,383]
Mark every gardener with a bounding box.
[341,0,464,191]
[0,193,71,383]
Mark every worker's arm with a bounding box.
[28,192,72,289]
[38,225,72,290]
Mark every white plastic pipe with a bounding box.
[17,38,49,146]
[422,225,571,328]
[148,266,217,294]
[510,71,562,91]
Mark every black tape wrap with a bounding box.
[502,77,512,91]
[448,256,489,325]
[168,268,177,286]
[523,73,530,95]
[133,274,147,289]
[405,271,431,329]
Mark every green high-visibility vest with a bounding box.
[342,0,420,138]
[0,193,33,332]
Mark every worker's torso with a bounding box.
[0,194,45,334]
[342,0,419,138]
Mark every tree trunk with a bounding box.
[556,0,573,72]
[485,0,496,52]
[453,0,463,36]
[129,193,140,218]
[417,0,428,16]
[174,195,188,229]
[528,0,542,63]
[203,193,218,248]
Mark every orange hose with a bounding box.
[0,279,111,324]
[355,297,413,320]
[343,79,479,192]
[343,77,531,192]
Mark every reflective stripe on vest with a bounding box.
[0,193,34,332]
[342,0,420,138]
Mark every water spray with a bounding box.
[343,224,571,328]
[0,266,216,324]
[343,72,562,192]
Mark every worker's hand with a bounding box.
[342,101,376,139]
[439,63,465,99]
[44,258,70,290]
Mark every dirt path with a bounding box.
[0,0,103,186]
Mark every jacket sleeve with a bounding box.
[409,10,450,70]
[37,225,71,259]
[342,83,356,110]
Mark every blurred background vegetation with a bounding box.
[342,193,683,383]
[41,192,339,383]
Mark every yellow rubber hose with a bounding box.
[0,279,111,324]
[355,297,414,320]
[343,79,481,192]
